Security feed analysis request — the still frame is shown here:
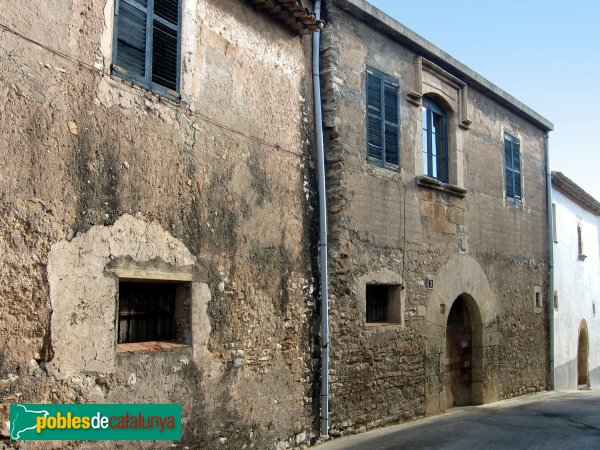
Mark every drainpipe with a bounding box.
[312,0,329,437]
[545,132,555,390]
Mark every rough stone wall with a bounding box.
[0,0,319,448]
[320,2,549,435]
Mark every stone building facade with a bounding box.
[552,172,600,390]
[0,0,321,447]
[319,0,554,434]
[0,0,558,446]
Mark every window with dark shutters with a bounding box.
[504,134,521,200]
[113,0,181,96]
[366,68,399,167]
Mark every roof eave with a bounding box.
[336,0,554,132]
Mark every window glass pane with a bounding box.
[422,106,429,174]
[437,149,446,182]
[116,2,147,78]
[434,123,444,180]
[423,100,447,181]
[432,111,443,137]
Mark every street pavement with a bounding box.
[314,390,600,450]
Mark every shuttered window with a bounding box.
[112,0,181,96]
[366,68,399,167]
[504,134,521,200]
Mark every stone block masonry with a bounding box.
[320,0,551,435]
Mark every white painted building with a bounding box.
[552,172,600,390]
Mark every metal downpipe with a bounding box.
[545,132,555,390]
[312,0,329,437]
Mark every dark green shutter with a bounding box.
[504,136,521,200]
[115,0,148,80]
[367,69,399,166]
[152,0,179,91]
[513,141,521,198]
[384,81,399,165]
[114,0,180,93]
[367,72,383,160]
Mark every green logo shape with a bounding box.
[10,404,181,440]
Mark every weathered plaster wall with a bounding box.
[0,0,318,447]
[553,189,600,390]
[320,1,549,435]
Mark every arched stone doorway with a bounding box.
[425,255,499,415]
[577,321,589,389]
[445,295,482,407]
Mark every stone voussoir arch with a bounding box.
[426,254,498,327]
[424,254,500,414]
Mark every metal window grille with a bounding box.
[366,285,389,323]
[118,282,177,343]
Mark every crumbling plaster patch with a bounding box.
[46,214,212,380]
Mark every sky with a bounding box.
[367,0,600,201]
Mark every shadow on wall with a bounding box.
[555,359,600,390]
[589,365,600,389]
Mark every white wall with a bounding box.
[553,189,600,390]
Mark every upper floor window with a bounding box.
[577,217,587,260]
[422,97,448,183]
[366,68,399,167]
[504,133,522,201]
[112,0,181,97]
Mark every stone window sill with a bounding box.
[366,157,401,174]
[117,342,190,354]
[416,175,467,198]
[364,322,401,328]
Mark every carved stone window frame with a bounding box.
[407,56,471,130]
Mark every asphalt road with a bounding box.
[314,391,600,450]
